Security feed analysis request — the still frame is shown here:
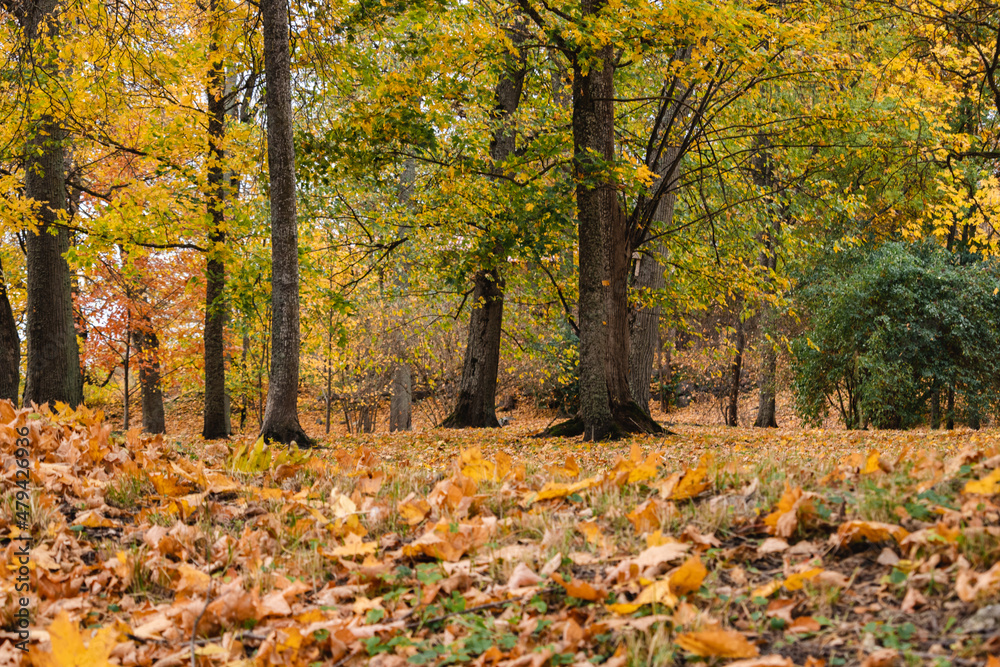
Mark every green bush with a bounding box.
[791,241,1000,429]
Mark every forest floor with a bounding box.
[2,400,1000,667]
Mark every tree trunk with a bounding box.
[930,385,940,429]
[123,308,131,429]
[443,25,525,429]
[203,0,229,439]
[725,302,745,427]
[752,140,779,428]
[259,0,309,446]
[571,24,615,441]
[389,160,415,433]
[443,270,504,428]
[629,145,680,414]
[389,367,412,432]
[0,258,19,404]
[660,328,674,413]
[134,327,166,434]
[946,386,955,430]
[19,0,83,409]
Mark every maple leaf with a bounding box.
[675,629,759,658]
[835,520,909,545]
[668,453,713,500]
[30,612,117,667]
[459,447,496,482]
[607,579,677,614]
[325,533,378,559]
[964,467,1000,495]
[668,556,708,596]
[764,485,815,537]
[550,572,607,602]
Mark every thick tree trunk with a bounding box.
[629,145,680,414]
[725,302,744,427]
[444,26,525,429]
[259,0,309,445]
[24,127,82,409]
[443,270,504,428]
[389,161,415,433]
[0,258,19,404]
[572,29,615,441]
[203,0,229,439]
[134,327,166,434]
[20,0,82,408]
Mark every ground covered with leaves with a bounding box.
[2,402,1000,667]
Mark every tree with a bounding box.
[259,0,309,445]
[791,242,1000,429]
[0,256,18,403]
[203,0,230,439]
[442,19,527,429]
[7,0,84,408]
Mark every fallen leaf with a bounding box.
[29,611,118,667]
[674,629,759,658]
[668,556,707,596]
[550,572,607,602]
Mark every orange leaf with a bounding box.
[29,611,118,667]
[551,572,607,602]
[669,453,713,500]
[674,629,759,658]
[668,556,707,596]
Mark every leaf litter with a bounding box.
[1,402,999,665]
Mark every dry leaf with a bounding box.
[674,629,759,658]
[669,556,708,596]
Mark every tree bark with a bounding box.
[19,0,83,409]
[389,160,415,432]
[752,141,779,428]
[725,301,745,427]
[0,258,19,404]
[571,18,615,441]
[389,367,411,431]
[259,0,309,445]
[443,270,505,428]
[443,24,526,429]
[946,386,955,430]
[203,0,229,439]
[629,146,680,414]
[930,384,940,429]
[134,327,166,434]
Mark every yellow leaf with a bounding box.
[72,510,115,529]
[836,521,909,544]
[783,567,824,591]
[669,556,708,596]
[964,468,1000,495]
[675,629,759,658]
[577,520,607,549]
[633,579,678,607]
[398,497,431,526]
[627,499,663,534]
[861,450,882,475]
[752,579,783,599]
[670,454,713,500]
[326,533,378,559]
[30,611,118,667]
[460,447,495,482]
